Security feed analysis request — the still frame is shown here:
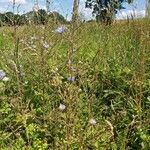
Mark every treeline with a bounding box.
[0,9,67,26]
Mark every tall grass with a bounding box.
[0,19,150,149]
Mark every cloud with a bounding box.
[0,0,28,13]
[116,9,146,19]
[64,0,93,21]
[79,0,146,20]
[79,0,93,20]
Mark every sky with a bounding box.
[0,0,146,20]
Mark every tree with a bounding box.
[37,9,47,24]
[0,10,67,26]
[0,13,5,26]
[146,0,150,18]
[4,12,14,26]
[46,0,51,13]
[49,11,67,24]
[72,0,80,24]
[19,14,27,25]
[85,0,133,24]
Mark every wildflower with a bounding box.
[51,67,59,73]
[89,118,97,125]
[24,81,28,84]
[78,88,82,92]
[0,70,6,80]
[60,76,64,79]
[78,60,83,64]
[2,77,9,82]
[55,67,58,71]
[43,43,49,49]
[58,103,66,111]
[73,48,77,52]
[68,76,75,82]
[54,25,65,34]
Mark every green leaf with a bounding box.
[127,0,134,4]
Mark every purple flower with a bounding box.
[0,70,6,80]
[54,25,65,34]
[68,76,75,82]
[43,43,49,49]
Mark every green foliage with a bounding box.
[0,19,150,149]
[0,10,67,26]
[85,0,134,24]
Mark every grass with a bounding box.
[0,19,150,149]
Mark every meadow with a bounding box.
[0,19,150,149]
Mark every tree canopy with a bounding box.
[85,0,133,24]
[0,10,67,26]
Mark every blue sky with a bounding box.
[0,0,146,20]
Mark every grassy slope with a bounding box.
[0,19,150,149]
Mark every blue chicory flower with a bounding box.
[0,70,6,80]
[54,25,65,34]
[68,76,75,82]
[43,43,49,49]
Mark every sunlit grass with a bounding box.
[0,18,150,149]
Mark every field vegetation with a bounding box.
[0,17,150,149]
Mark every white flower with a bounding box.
[55,67,58,71]
[58,103,66,111]
[73,48,77,52]
[60,76,64,79]
[78,88,82,92]
[2,77,9,82]
[89,118,97,125]
[78,61,83,64]
[24,81,28,84]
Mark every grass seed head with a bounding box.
[59,103,66,111]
